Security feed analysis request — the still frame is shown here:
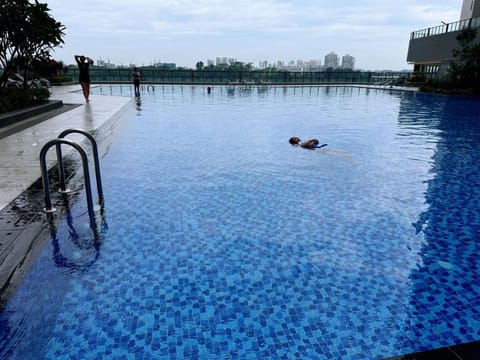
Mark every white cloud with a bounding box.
[46,0,465,69]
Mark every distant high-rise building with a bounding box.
[216,57,226,65]
[96,58,115,68]
[215,57,235,66]
[341,54,355,69]
[207,59,215,66]
[324,52,339,69]
[306,59,322,71]
[258,60,268,69]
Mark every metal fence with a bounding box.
[410,16,480,40]
[67,68,412,85]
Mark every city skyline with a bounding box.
[46,0,462,71]
[93,52,355,71]
[206,51,355,71]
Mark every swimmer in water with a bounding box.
[289,137,359,166]
[289,137,328,149]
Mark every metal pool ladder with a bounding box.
[39,129,104,228]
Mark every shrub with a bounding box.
[48,75,73,84]
[448,28,480,89]
[420,79,480,95]
[0,87,50,114]
[409,71,426,83]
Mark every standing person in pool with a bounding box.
[74,55,94,102]
[132,67,141,97]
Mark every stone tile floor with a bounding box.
[0,85,131,212]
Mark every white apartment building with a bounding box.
[324,52,339,69]
[341,54,355,69]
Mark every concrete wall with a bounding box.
[460,0,480,20]
[406,31,462,63]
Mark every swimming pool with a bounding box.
[1,85,479,359]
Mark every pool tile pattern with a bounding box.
[1,86,480,359]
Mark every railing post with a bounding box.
[58,129,104,204]
[39,139,97,228]
[55,141,69,193]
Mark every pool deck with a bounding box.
[0,85,132,212]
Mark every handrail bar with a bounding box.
[39,139,96,228]
[410,16,480,40]
[57,129,104,203]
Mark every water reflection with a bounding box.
[400,93,480,350]
[135,95,142,112]
[48,209,103,271]
[94,84,399,100]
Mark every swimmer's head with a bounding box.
[289,137,301,145]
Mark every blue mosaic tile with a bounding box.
[1,86,480,359]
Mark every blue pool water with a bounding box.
[1,85,480,359]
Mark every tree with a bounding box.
[32,58,65,78]
[448,28,480,88]
[195,61,204,70]
[0,0,65,88]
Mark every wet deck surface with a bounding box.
[0,85,131,212]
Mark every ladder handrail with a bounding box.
[39,138,96,228]
[56,129,104,203]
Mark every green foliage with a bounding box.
[48,75,72,84]
[419,82,479,95]
[202,62,254,71]
[421,28,480,94]
[32,58,66,78]
[408,71,426,83]
[0,0,65,89]
[0,87,50,113]
[448,28,480,89]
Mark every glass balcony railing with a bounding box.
[411,16,480,40]
[67,69,413,85]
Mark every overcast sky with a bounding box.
[46,0,462,70]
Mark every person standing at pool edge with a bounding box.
[74,55,94,102]
[133,67,141,97]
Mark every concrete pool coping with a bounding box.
[0,85,133,212]
[0,84,133,306]
[2,84,479,358]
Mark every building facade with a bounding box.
[461,0,480,20]
[407,0,480,78]
[341,54,355,69]
[324,52,339,69]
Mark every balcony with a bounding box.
[407,17,480,66]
